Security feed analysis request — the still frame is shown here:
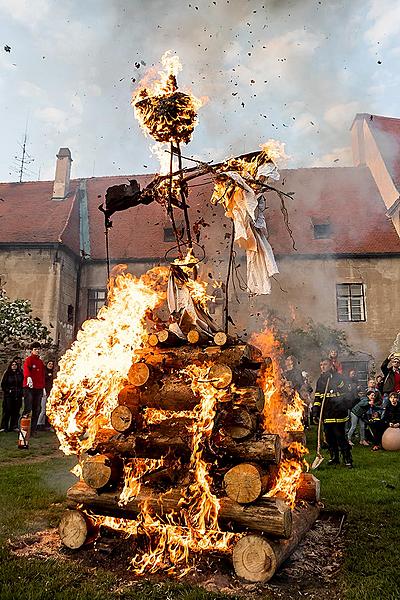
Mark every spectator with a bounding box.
[365,394,385,451]
[312,358,353,467]
[381,353,400,395]
[37,359,55,431]
[12,356,23,370]
[376,374,384,394]
[366,376,377,391]
[347,369,361,400]
[329,349,343,374]
[383,392,400,429]
[283,355,304,391]
[347,390,375,446]
[23,342,45,435]
[0,359,23,432]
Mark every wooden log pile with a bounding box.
[60,338,320,583]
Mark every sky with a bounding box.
[0,0,399,182]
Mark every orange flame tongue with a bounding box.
[251,326,308,507]
[47,267,167,455]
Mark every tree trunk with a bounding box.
[93,419,194,459]
[139,376,197,411]
[59,509,99,549]
[187,329,210,345]
[286,431,307,447]
[295,473,320,503]
[134,343,265,370]
[223,463,269,504]
[220,407,256,440]
[232,387,265,413]
[157,329,185,347]
[232,504,319,582]
[82,454,122,490]
[66,482,292,538]
[212,432,281,464]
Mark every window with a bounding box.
[336,284,366,322]
[87,289,106,319]
[164,227,176,242]
[313,223,332,239]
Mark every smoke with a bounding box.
[70,0,388,175]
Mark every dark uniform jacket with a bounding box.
[312,371,348,424]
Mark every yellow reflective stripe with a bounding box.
[313,402,321,407]
[324,417,349,423]
[338,381,344,389]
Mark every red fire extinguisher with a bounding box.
[18,415,31,449]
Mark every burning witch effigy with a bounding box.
[48,51,320,584]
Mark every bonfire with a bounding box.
[49,51,320,584]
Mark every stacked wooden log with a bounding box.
[61,337,320,583]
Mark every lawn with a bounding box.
[0,428,399,599]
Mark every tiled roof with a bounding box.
[0,165,399,259]
[85,166,400,259]
[0,179,80,254]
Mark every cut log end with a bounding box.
[224,463,268,504]
[233,535,276,583]
[187,329,201,344]
[82,454,120,490]
[110,405,134,433]
[209,363,233,389]
[128,362,150,386]
[59,509,98,550]
[214,331,227,346]
[148,333,159,347]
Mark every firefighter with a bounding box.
[313,358,353,468]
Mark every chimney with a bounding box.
[52,147,72,199]
[351,113,368,167]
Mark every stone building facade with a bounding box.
[0,114,400,372]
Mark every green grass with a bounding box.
[307,429,400,600]
[0,429,399,599]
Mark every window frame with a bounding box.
[87,288,107,319]
[313,222,332,239]
[336,283,366,323]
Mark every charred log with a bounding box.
[67,482,292,538]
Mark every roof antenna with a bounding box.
[13,117,35,183]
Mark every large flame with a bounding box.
[252,326,308,507]
[47,267,167,454]
[119,458,165,507]
[128,364,237,575]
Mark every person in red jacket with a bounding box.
[23,342,45,435]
